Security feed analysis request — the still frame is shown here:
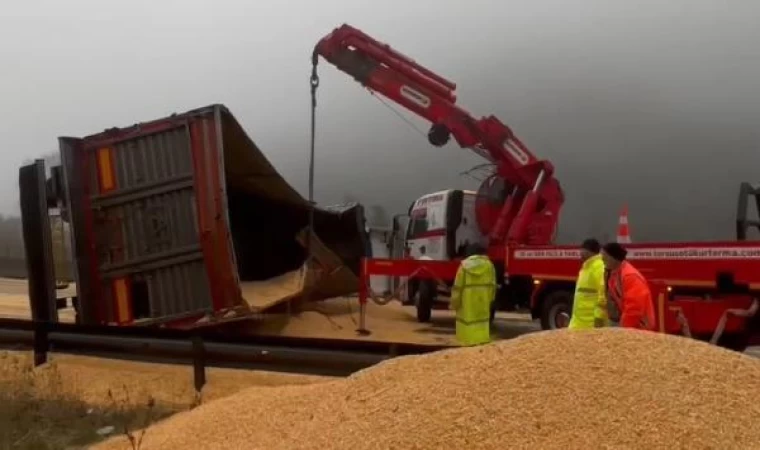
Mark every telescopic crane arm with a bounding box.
[313,24,564,246]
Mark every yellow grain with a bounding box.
[96,328,760,449]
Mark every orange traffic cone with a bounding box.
[617,205,631,244]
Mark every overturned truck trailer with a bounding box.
[32,104,369,327]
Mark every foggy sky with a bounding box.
[1,0,759,243]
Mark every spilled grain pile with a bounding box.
[0,351,332,449]
[97,329,760,450]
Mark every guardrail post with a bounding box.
[33,321,49,367]
[356,258,371,336]
[192,335,206,393]
[356,302,370,336]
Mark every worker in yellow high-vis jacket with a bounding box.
[568,238,609,329]
[450,244,496,346]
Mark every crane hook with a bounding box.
[310,51,320,95]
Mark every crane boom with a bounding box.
[314,24,564,247]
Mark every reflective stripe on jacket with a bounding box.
[569,254,607,330]
[607,261,656,331]
[450,254,496,346]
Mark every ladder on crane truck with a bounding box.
[312,24,760,351]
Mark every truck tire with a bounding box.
[540,290,572,330]
[490,289,503,325]
[416,280,434,323]
[405,279,418,306]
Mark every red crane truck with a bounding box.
[313,24,564,321]
[312,24,760,351]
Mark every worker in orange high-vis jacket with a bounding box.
[601,242,656,331]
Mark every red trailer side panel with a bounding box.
[59,104,373,327]
[60,105,239,325]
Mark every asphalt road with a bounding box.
[0,277,36,296]
[0,277,76,321]
[0,277,755,357]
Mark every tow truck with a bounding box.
[312,24,760,350]
[313,24,564,321]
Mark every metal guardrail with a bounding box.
[0,318,448,390]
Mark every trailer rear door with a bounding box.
[59,109,235,325]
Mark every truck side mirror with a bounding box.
[736,182,760,241]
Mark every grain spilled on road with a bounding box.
[96,328,760,450]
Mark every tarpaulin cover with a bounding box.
[217,105,369,306]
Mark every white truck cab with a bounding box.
[406,189,485,261]
[369,189,488,321]
[399,190,487,321]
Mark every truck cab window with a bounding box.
[409,217,429,239]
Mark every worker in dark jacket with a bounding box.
[601,242,656,331]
